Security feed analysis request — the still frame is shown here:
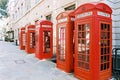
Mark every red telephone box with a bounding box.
[56,11,74,73]
[35,20,53,59]
[25,25,35,53]
[74,2,112,80]
[19,27,26,50]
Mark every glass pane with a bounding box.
[104,63,106,70]
[101,64,103,71]
[101,56,103,63]
[82,32,85,38]
[107,24,110,31]
[86,49,89,54]
[104,48,106,54]
[78,39,81,44]
[104,24,107,30]
[104,56,107,62]
[78,46,81,52]
[107,40,110,46]
[78,32,82,38]
[81,62,84,68]
[108,47,110,54]
[78,54,82,60]
[107,55,109,61]
[86,55,89,62]
[108,32,110,39]
[107,62,109,69]
[101,48,103,55]
[101,32,107,39]
[86,24,90,31]
[86,39,89,46]
[86,32,90,39]
[86,63,89,69]
[78,25,81,31]
[81,47,85,52]
[101,40,107,46]
[82,55,85,61]
[82,24,85,31]
[78,61,82,67]
[101,23,104,30]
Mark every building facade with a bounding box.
[6,0,15,42]
[7,0,120,53]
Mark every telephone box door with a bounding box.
[19,27,26,50]
[35,20,53,60]
[25,25,35,53]
[56,11,74,73]
[42,29,52,54]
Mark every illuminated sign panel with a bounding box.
[97,11,110,18]
[42,25,51,28]
[76,11,93,19]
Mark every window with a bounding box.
[18,7,19,18]
[35,0,40,3]
[46,14,52,21]
[35,20,39,26]
[21,3,23,16]
[64,4,75,11]
[26,0,31,10]
[12,14,14,19]
[15,11,17,18]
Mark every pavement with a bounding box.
[0,41,78,80]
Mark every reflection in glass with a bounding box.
[86,31,90,39]
[78,32,82,38]
[86,24,90,31]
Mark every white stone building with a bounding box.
[6,0,15,41]
[7,0,120,53]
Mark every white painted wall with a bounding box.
[100,0,120,48]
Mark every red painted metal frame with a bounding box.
[74,2,112,80]
[35,20,53,60]
[56,11,74,73]
[19,27,26,50]
[25,25,35,53]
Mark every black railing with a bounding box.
[112,48,120,79]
